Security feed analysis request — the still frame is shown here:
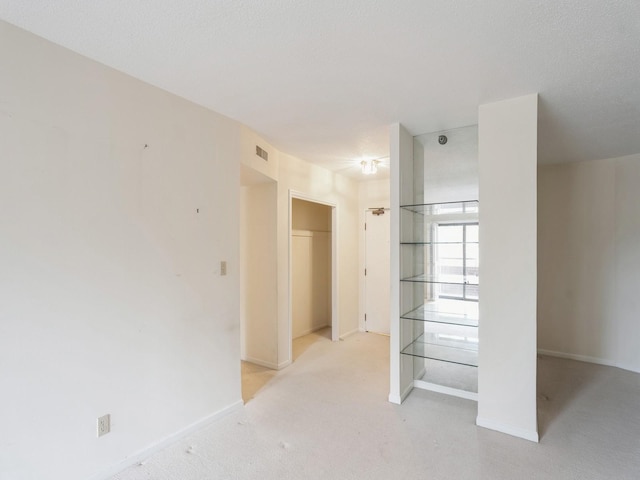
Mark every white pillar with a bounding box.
[389,123,416,404]
[477,94,539,442]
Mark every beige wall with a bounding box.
[291,199,332,339]
[292,198,331,231]
[0,20,241,479]
[240,180,278,367]
[277,154,360,364]
[240,125,279,181]
[538,153,640,373]
[239,136,360,369]
[291,230,331,338]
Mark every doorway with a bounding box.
[364,208,390,334]
[289,192,338,363]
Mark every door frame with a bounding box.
[288,190,338,363]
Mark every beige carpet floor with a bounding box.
[111,329,640,480]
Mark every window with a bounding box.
[435,223,478,301]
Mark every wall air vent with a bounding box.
[256,145,268,161]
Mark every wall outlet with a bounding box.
[97,414,111,437]
[220,261,227,276]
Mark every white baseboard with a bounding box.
[339,328,359,340]
[537,349,616,367]
[616,361,640,374]
[476,416,539,443]
[242,356,291,370]
[293,324,331,339]
[277,359,292,370]
[90,400,244,480]
[537,349,640,374]
[389,382,414,404]
[243,356,279,370]
[365,330,390,337]
[413,380,478,402]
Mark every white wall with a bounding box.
[0,20,241,480]
[415,125,478,203]
[538,153,640,373]
[359,178,390,209]
[477,94,539,442]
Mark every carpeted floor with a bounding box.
[111,329,640,480]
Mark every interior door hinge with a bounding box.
[364,223,367,230]
[364,268,367,276]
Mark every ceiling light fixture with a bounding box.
[360,159,379,175]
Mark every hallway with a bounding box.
[241,328,332,404]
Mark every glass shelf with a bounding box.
[400,241,478,245]
[398,198,480,397]
[400,200,479,226]
[400,273,479,285]
[401,332,478,367]
[401,300,478,327]
[399,202,479,245]
[400,200,478,216]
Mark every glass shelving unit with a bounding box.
[400,200,479,399]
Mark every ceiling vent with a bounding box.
[256,145,268,161]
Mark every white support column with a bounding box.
[389,123,416,404]
[476,94,539,442]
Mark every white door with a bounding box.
[365,209,390,334]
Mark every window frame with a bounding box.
[433,221,478,302]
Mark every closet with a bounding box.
[291,199,332,339]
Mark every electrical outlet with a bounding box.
[220,261,227,276]
[97,414,110,437]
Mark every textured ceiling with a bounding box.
[1,1,639,180]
